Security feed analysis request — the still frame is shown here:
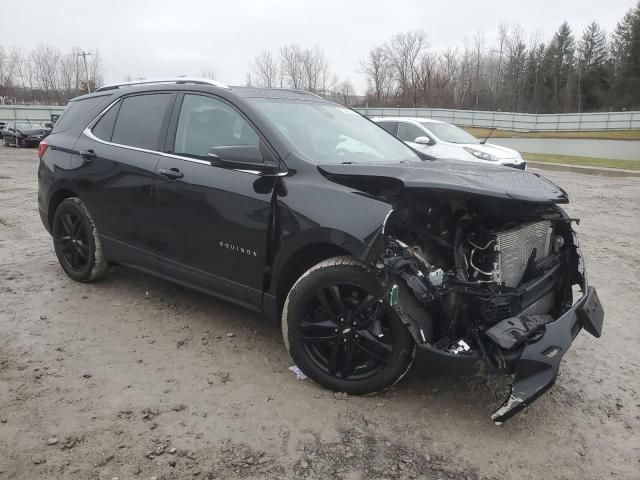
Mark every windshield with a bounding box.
[419,122,479,144]
[250,99,421,164]
[16,121,43,130]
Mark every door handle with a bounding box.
[79,149,96,162]
[158,167,184,180]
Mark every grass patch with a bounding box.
[522,152,640,170]
[464,127,640,141]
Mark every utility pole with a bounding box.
[78,51,92,93]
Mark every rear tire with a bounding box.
[282,256,414,395]
[52,197,109,282]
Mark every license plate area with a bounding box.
[577,287,604,337]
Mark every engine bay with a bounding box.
[374,191,580,371]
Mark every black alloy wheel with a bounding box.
[301,283,393,380]
[52,197,109,282]
[57,210,91,273]
[283,257,414,394]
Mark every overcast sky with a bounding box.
[1,0,636,93]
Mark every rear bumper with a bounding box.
[39,207,51,234]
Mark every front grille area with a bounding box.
[506,162,527,170]
[496,221,552,287]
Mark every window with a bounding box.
[16,121,43,130]
[92,101,121,141]
[111,94,172,150]
[249,99,420,165]
[377,121,398,135]
[397,123,425,143]
[52,95,111,134]
[174,94,259,159]
[419,122,480,144]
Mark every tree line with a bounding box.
[247,2,640,112]
[245,45,356,107]
[0,46,102,105]
[357,3,640,112]
[1,2,638,113]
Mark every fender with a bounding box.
[264,172,392,318]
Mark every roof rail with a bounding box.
[95,77,230,93]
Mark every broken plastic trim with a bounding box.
[491,284,603,424]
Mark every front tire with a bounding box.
[282,256,414,394]
[52,197,108,282]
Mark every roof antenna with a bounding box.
[480,122,500,144]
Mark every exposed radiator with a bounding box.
[495,221,553,287]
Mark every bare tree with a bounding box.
[200,69,217,80]
[472,32,486,109]
[361,46,393,104]
[383,31,428,106]
[250,50,278,88]
[280,44,304,89]
[334,79,355,106]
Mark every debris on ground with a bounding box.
[289,365,308,380]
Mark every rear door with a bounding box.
[72,92,175,268]
[154,93,277,309]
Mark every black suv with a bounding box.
[38,79,603,423]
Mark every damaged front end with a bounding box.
[368,192,604,423]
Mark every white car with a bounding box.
[373,116,526,169]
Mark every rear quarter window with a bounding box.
[91,101,121,142]
[52,94,112,134]
[111,93,173,150]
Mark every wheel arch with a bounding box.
[272,240,353,320]
[47,187,80,229]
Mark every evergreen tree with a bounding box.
[610,10,634,73]
[523,43,546,112]
[628,2,640,105]
[578,21,610,110]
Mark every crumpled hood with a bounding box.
[318,159,568,204]
[17,128,48,137]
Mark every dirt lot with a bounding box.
[1,146,639,480]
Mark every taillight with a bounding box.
[37,140,49,160]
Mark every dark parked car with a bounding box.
[37,79,603,423]
[2,120,51,147]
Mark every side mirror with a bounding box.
[208,145,281,176]
[415,136,434,146]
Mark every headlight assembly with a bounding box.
[463,147,498,161]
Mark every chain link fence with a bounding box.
[0,105,66,124]
[356,107,640,132]
[3,104,640,132]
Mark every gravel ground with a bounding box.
[1,146,639,480]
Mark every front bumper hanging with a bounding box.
[491,286,604,424]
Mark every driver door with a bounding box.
[154,93,277,310]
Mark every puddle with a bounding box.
[529,162,640,178]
